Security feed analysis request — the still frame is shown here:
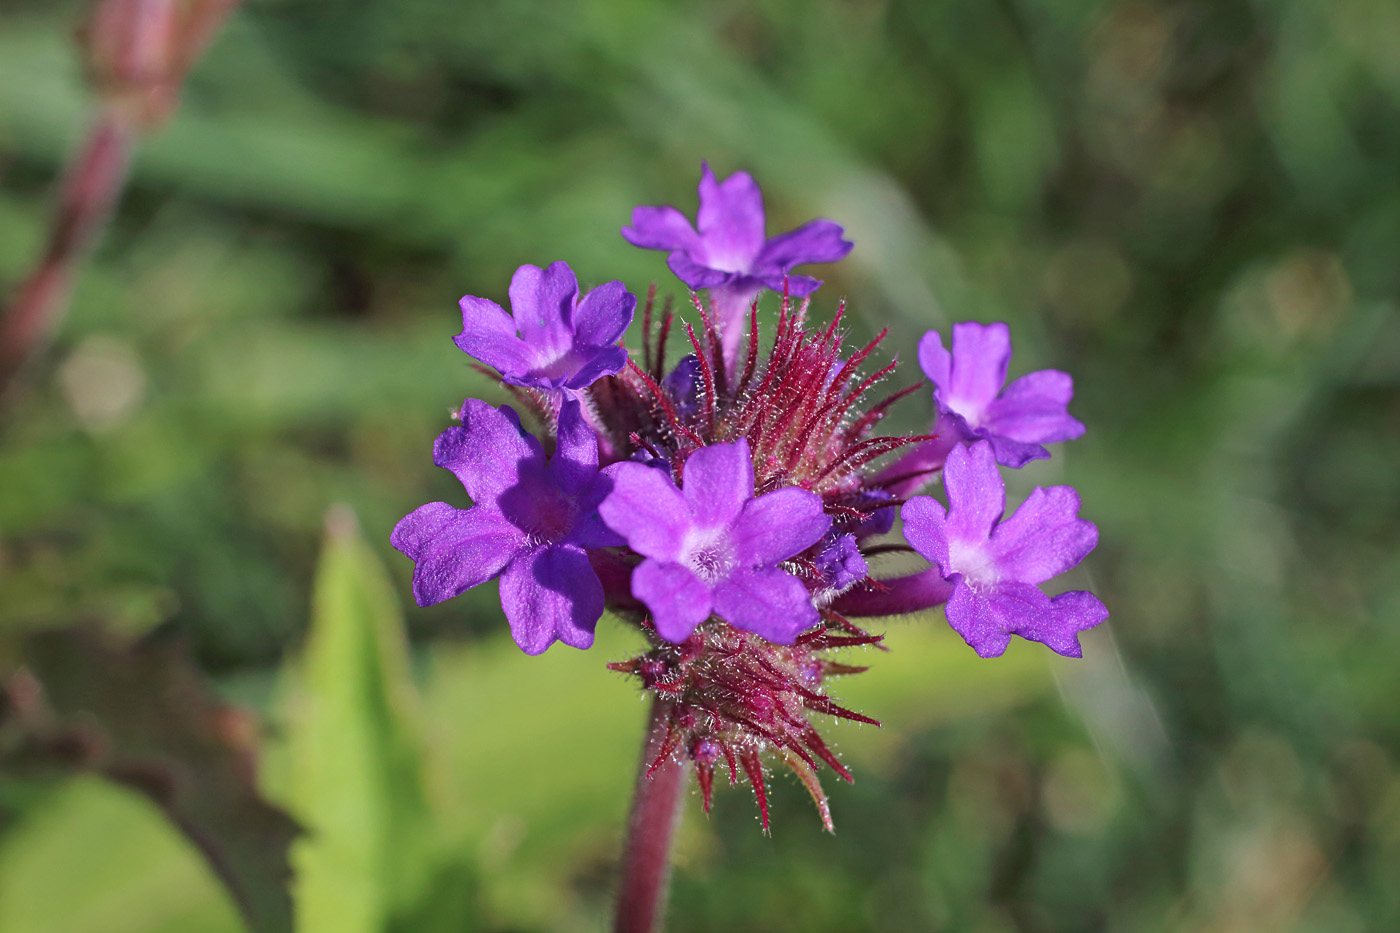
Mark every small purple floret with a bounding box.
[455,260,636,394]
[813,533,868,595]
[900,440,1107,658]
[598,438,831,644]
[919,321,1085,469]
[622,163,853,364]
[390,399,623,655]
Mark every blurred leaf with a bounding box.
[0,776,244,933]
[288,506,475,933]
[12,628,300,933]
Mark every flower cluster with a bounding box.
[393,165,1107,830]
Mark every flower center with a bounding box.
[948,538,998,586]
[681,529,737,584]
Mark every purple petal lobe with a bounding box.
[632,559,714,642]
[987,486,1098,584]
[756,219,853,269]
[752,271,823,297]
[666,253,734,290]
[696,164,765,272]
[621,205,700,252]
[947,322,1012,413]
[1039,591,1110,657]
[549,398,599,496]
[433,400,545,504]
[508,261,578,353]
[562,346,629,390]
[944,580,1037,658]
[730,487,830,566]
[712,567,818,644]
[900,495,951,573]
[984,369,1086,444]
[391,504,524,607]
[814,534,868,592]
[598,462,691,562]
[498,544,603,655]
[455,295,534,376]
[572,279,636,348]
[681,439,754,529]
[917,329,952,391]
[983,433,1051,469]
[941,442,1005,548]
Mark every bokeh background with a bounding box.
[2,0,1399,930]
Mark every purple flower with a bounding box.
[901,441,1107,658]
[455,261,636,394]
[598,439,831,644]
[390,399,623,655]
[813,533,868,595]
[919,321,1085,469]
[622,163,852,364]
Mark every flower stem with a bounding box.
[615,696,687,933]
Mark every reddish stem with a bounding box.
[615,697,687,933]
[833,566,956,618]
[0,112,134,394]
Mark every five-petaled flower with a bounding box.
[455,260,636,394]
[919,321,1086,469]
[599,439,831,644]
[390,398,622,655]
[901,440,1108,658]
[621,163,852,365]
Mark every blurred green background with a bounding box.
[2,0,1398,930]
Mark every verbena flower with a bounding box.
[599,438,830,644]
[920,320,1085,469]
[396,166,1109,832]
[455,260,636,394]
[901,440,1108,658]
[621,163,852,364]
[390,398,621,655]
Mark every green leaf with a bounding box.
[289,506,475,933]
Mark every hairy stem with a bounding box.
[833,566,955,617]
[615,697,687,933]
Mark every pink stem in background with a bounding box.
[615,697,687,933]
[833,566,955,618]
[0,0,240,400]
[0,114,134,394]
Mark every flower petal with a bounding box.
[507,261,579,353]
[986,485,1098,584]
[984,369,1086,444]
[572,279,636,348]
[1036,591,1110,657]
[730,486,830,566]
[666,252,734,290]
[900,495,951,573]
[621,205,700,251]
[696,164,765,272]
[632,559,714,642]
[756,219,853,269]
[549,398,598,496]
[916,329,952,392]
[941,441,1005,548]
[982,432,1051,469]
[598,461,691,562]
[681,439,754,529]
[433,401,545,505]
[944,579,1040,658]
[712,567,818,644]
[947,321,1011,413]
[499,544,603,655]
[390,503,524,607]
[562,346,629,390]
[752,271,823,297]
[454,295,532,375]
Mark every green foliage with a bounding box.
[1,0,1399,929]
[285,507,475,933]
